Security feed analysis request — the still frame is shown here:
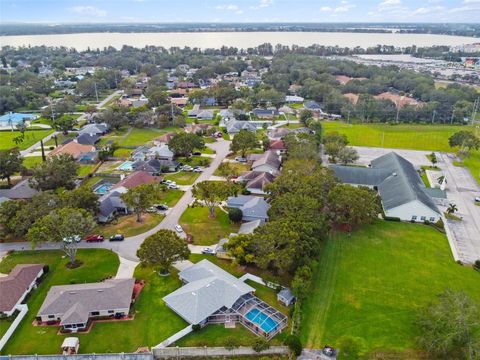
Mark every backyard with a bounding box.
[179,206,240,245]
[0,129,54,151]
[300,221,480,356]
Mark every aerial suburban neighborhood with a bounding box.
[0,9,480,360]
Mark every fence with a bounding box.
[0,304,29,352]
[2,354,152,360]
[153,346,289,358]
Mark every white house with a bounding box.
[0,264,44,316]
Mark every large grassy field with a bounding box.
[0,129,54,151]
[301,221,480,356]
[179,206,240,245]
[321,122,480,184]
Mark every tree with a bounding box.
[284,335,302,356]
[29,154,78,191]
[299,109,313,126]
[337,147,359,165]
[169,133,205,157]
[217,162,240,182]
[96,106,129,130]
[252,337,270,353]
[228,207,243,223]
[261,135,270,152]
[52,115,75,134]
[0,199,23,235]
[327,185,380,231]
[449,131,480,157]
[60,187,99,215]
[27,208,95,266]
[291,265,313,302]
[430,152,438,167]
[121,184,161,222]
[447,203,458,214]
[0,149,23,187]
[192,181,234,218]
[416,290,480,360]
[323,132,349,163]
[230,129,259,157]
[136,229,190,275]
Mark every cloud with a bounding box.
[379,0,402,7]
[320,1,355,13]
[411,6,445,15]
[250,0,274,10]
[215,4,239,10]
[71,6,106,17]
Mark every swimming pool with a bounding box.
[93,183,113,195]
[117,161,134,171]
[245,308,279,333]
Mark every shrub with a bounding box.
[192,324,201,331]
[228,208,243,223]
[284,334,302,356]
[241,188,251,195]
[42,265,50,274]
[435,218,444,229]
[384,216,401,222]
[224,337,239,350]
[424,220,431,225]
[474,260,480,271]
[252,337,270,353]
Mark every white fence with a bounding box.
[0,304,29,352]
[153,345,289,358]
[153,325,193,349]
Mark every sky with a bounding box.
[0,0,479,23]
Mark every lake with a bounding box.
[0,32,476,51]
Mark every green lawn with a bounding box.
[213,162,250,177]
[44,133,76,147]
[321,122,480,185]
[0,129,54,151]
[0,249,120,355]
[93,213,164,238]
[164,171,200,185]
[179,206,240,245]
[177,156,212,167]
[77,164,96,178]
[22,156,43,169]
[122,128,165,147]
[158,189,184,207]
[301,221,480,355]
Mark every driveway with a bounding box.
[0,139,232,262]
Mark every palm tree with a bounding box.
[447,203,458,214]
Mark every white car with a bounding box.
[475,196,480,203]
[168,183,179,189]
[193,167,202,173]
[63,235,82,243]
[182,165,193,171]
[235,157,247,163]
[163,180,174,185]
[175,225,183,233]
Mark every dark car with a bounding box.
[192,151,202,156]
[155,204,169,211]
[109,234,125,242]
[85,234,104,242]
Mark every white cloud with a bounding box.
[250,0,274,10]
[320,6,333,12]
[379,0,402,7]
[71,5,106,17]
[320,1,355,13]
[463,0,480,3]
[215,4,240,10]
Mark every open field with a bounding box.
[93,213,164,238]
[179,206,240,245]
[0,129,54,151]
[321,122,480,184]
[164,171,200,185]
[301,221,480,355]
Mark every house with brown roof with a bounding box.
[154,132,177,146]
[185,123,214,134]
[269,139,286,153]
[236,171,276,195]
[374,92,423,108]
[252,150,281,174]
[343,92,360,104]
[48,142,96,161]
[170,97,188,107]
[0,264,44,316]
[111,171,162,190]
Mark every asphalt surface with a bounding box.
[0,138,232,262]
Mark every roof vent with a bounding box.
[392,172,397,176]
[68,291,77,295]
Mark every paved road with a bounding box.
[1,138,232,262]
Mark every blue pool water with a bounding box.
[94,183,113,195]
[0,113,37,124]
[117,161,134,171]
[245,308,278,333]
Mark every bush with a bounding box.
[384,216,401,222]
[435,218,444,229]
[224,337,239,350]
[252,337,270,353]
[192,324,201,331]
[241,188,251,195]
[43,265,50,274]
[474,260,480,271]
[424,220,431,225]
[284,334,302,356]
[228,208,243,223]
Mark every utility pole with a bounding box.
[40,139,46,162]
[431,110,436,124]
[94,81,99,103]
[450,107,455,125]
[471,97,479,125]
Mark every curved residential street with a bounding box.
[0,139,232,268]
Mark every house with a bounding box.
[37,279,135,331]
[374,92,423,108]
[132,158,180,174]
[268,128,291,140]
[330,152,443,222]
[252,150,281,174]
[238,219,262,234]
[252,108,279,119]
[185,123,214,135]
[48,142,96,161]
[278,106,294,115]
[227,195,270,222]
[226,120,257,135]
[98,189,129,223]
[77,123,109,136]
[187,104,201,117]
[146,144,174,161]
[0,264,44,316]
[163,260,287,339]
[170,97,188,107]
[269,139,286,153]
[154,132,177,146]
[196,110,214,121]
[0,179,38,200]
[237,171,276,195]
[111,171,162,190]
[77,151,98,164]
[277,288,295,307]
[285,95,304,103]
[75,133,100,146]
[304,101,326,117]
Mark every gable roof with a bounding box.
[0,179,38,200]
[304,101,322,110]
[111,171,161,190]
[77,123,109,135]
[239,219,262,234]
[98,189,128,218]
[48,142,95,160]
[244,172,275,191]
[76,133,100,145]
[252,150,281,171]
[163,260,254,325]
[227,195,270,221]
[226,120,257,134]
[37,279,135,325]
[0,264,43,312]
[155,132,177,144]
[269,139,286,150]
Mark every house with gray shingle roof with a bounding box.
[331,152,443,222]
[227,195,270,222]
[226,120,257,135]
[37,278,135,331]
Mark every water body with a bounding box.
[0,32,476,51]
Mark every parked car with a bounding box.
[235,157,247,163]
[192,151,201,156]
[175,225,183,233]
[163,180,174,185]
[201,248,215,255]
[63,235,82,243]
[109,234,124,241]
[155,204,169,211]
[85,234,104,242]
[182,165,193,171]
[475,196,480,203]
[193,167,202,172]
[168,183,179,189]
